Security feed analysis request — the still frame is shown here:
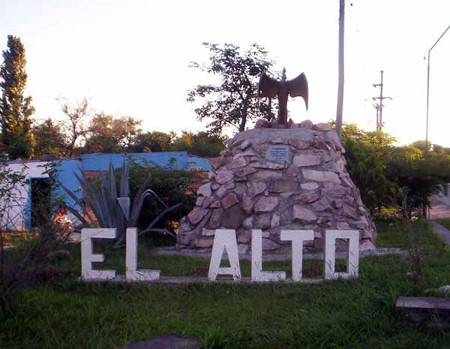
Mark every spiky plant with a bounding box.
[59,160,181,246]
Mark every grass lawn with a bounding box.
[2,219,450,348]
[436,218,450,231]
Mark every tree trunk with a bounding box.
[239,101,248,132]
[336,0,345,140]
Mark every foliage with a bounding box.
[341,124,397,213]
[0,35,35,159]
[60,160,181,246]
[83,113,142,153]
[32,118,68,158]
[170,131,227,158]
[127,160,199,236]
[341,123,450,216]
[129,131,176,153]
[187,42,276,134]
[0,159,72,312]
[386,154,450,217]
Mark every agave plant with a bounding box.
[60,160,181,246]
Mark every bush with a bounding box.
[127,160,200,239]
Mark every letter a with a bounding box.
[208,229,241,281]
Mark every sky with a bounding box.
[0,0,449,146]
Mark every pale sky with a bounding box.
[0,0,449,146]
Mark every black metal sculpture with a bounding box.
[257,68,308,125]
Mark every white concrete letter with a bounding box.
[280,230,314,281]
[126,228,160,281]
[208,229,241,281]
[324,230,360,280]
[81,228,116,280]
[251,229,286,282]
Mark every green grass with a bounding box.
[375,218,411,248]
[436,218,450,231]
[2,219,450,348]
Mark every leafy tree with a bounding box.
[83,113,141,153]
[411,140,432,156]
[0,35,35,159]
[170,131,227,158]
[32,118,68,158]
[341,123,450,217]
[342,128,397,213]
[129,131,176,153]
[188,42,276,134]
[386,154,450,217]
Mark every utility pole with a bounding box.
[372,70,392,132]
[336,0,345,139]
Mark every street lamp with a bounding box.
[425,25,450,157]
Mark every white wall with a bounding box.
[0,161,49,231]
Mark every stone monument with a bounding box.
[177,120,376,254]
[177,71,376,254]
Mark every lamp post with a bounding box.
[425,25,450,157]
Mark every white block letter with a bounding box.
[126,228,160,281]
[208,229,241,281]
[280,230,314,282]
[324,230,360,280]
[81,228,116,280]
[251,230,286,282]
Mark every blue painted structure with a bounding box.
[53,152,211,209]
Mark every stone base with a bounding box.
[177,120,376,254]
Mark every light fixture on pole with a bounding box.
[425,25,450,157]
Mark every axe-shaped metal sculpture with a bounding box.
[257,68,308,125]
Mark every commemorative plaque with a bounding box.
[267,145,289,161]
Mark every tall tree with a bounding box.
[0,35,35,159]
[188,43,275,134]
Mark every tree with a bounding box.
[188,43,276,134]
[59,98,91,157]
[32,118,68,158]
[0,35,35,159]
[342,125,397,213]
[83,113,142,153]
[129,131,176,153]
[170,131,227,158]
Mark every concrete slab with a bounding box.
[396,296,450,324]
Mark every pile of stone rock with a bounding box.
[176,120,376,254]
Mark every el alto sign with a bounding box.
[81,228,360,282]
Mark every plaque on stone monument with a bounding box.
[267,145,289,161]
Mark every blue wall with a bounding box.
[53,152,211,209]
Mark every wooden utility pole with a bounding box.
[336,0,345,139]
[372,70,392,132]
